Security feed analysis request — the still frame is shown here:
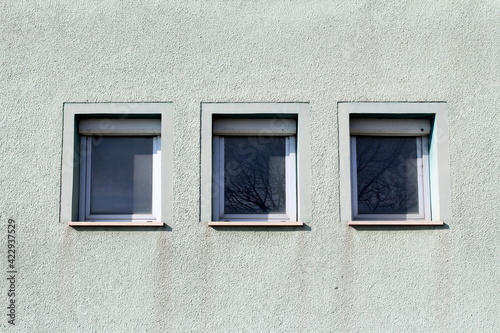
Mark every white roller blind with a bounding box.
[213,118,296,136]
[350,118,430,136]
[79,119,161,135]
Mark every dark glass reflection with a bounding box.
[90,137,153,214]
[356,136,419,215]
[224,136,286,214]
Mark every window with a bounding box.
[201,103,311,226]
[60,103,173,226]
[79,119,161,222]
[339,102,451,226]
[212,118,297,222]
[350,119,430,221]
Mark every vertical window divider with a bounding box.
[350,136,359,218]
[421,136,431,220]
[152,136,162,221]
[286,136,297,222]
[218,137,225,219]
[79,137,88,222]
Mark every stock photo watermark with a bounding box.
[5,216,17,326]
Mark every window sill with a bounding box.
[348,220,444,226]
[208,221,304,227]
[68,221,164,227]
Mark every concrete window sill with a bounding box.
[208,221,304,227]
[68,221,164,227]
[348,220,444,226]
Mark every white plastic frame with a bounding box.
[212,136,297,222]
[350,136,430,221]
[79,136,161,222]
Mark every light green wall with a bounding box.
[1,1,498,332]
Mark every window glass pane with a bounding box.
[224,136,286,214]
[90,137,153,214]
[356,136,419,214]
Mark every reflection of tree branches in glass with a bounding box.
[356,136,419,214]
[224,136,286,214]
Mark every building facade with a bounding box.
[1,1,499,332]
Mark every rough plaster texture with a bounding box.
[0,1,499,332]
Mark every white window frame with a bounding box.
[79,133,161,222]
[212,130,297,222]
[350,119,431,221]
[60,103,174,227]
[201,103,311,227]
[338,102,451,226]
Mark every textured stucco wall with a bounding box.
[1,1,499,332]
